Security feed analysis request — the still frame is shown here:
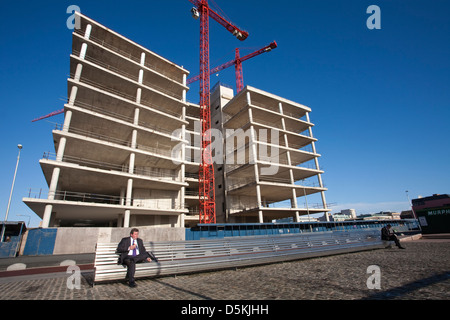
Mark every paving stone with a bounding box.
[0,241,448,300]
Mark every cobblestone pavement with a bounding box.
[0,240,448,301]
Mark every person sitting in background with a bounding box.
[381,224,405,249]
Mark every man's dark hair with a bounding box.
[130,228,139,235]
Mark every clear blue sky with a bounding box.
[1,0,449,227]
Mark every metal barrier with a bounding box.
[186,219,420,240]
[94,229,383,283]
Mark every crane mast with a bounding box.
[198,1,215,224]
[189,0,248,224]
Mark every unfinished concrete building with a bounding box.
[24,13,192,227]
[23,13,329,228]
[211,84,330,223]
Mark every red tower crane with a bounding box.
[189,0,248,224]
[32,108,64,122]
[186,41,277,93]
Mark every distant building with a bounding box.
[341,209,357,219]
[413,194,450,234]
[326,209,357,221]
[400,210,414,219]
[358,212,401,220]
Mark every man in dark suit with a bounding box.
[381,224,405,249]
[117,228,153,287]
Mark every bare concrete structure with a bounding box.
[23,13,329,228]
[24,13,191,228]
[211,84,330,223]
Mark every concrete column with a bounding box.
[131,130,137,149]
[134,108,140,126]
[248,107,254,122]
[250,125,259,173]
[286,146,297,209]
[181,105,186,165]
[48,167,61,200]
[295,211,300,223]
[291,188,298,208]
[42,166,62,227]
[68,86,78,106]
[124,178,133,226]
[74,63,83,82]
[138,69,144,84]
[303,185,311,221]
[280,104,287,134]
[126,178,133,206]
[285,146,292,166]
[42,205,53,228]
[140,52,146,66]
[136,88,142,104]
[84,24,92,39]
[180,105,186,220]
[248,106,261,222]
[63,110,73,132]
[129,153,135,174]
[283,132,290,149]
[258,210,263,223]
[248,109,258,164]
[120,187,126,206]
[252,121,262,218]
[182,73,187,103]
[123,210,131,228]
[80,43,88,60]
[56,137,66,162]
[179,214,185,228]
[255,184,262,206]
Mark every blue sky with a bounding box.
[0,0,449,227]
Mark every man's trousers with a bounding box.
[123,252,150,283]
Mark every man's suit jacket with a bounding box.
[116,237,147,265]
[381,227,390,240]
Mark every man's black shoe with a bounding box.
[129,282,137,288]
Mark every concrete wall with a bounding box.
[21,226,185,255]
[133,189,179,210]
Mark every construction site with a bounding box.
[22,3,330,230]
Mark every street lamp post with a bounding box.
[1,144,22,242]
